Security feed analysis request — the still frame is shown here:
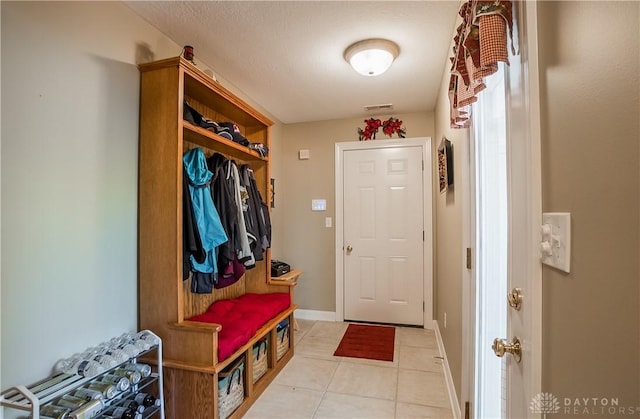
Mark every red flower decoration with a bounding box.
[358,118,382,141]
[382,117,406,138]
[358,117,406,140]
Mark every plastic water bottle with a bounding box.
[86,353,118,369]
[116,341,141,358]
[62,359,105,378]
[136,331,160,346]
[100,345,130,364]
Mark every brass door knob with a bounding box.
[508,287,523,311]
[346,245,353,253]
[492,336,522,363]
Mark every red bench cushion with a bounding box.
[187,293,291,362]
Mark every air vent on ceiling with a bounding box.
[364,103,394,111]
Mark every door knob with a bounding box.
[507,287,523,311]
[346,245,353,253]
[492,336,522,363]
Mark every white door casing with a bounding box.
[335,138,433,327]
[504,2,543,417]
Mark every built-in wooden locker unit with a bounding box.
[137,56,297,419]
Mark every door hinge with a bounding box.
[466,248,472,269]
[423,231,425,242]
[422,159,424,171]
[423,301,425,312]
[465,401,470,419]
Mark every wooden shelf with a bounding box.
[183,122,268,162]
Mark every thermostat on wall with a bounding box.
[299,149,310,160]
[312,199,326,211]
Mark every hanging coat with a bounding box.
[227,160,255,268]
[239,164,271,262]
[182,168,206,280]
[207,153,246,288]
[183,147,228,293]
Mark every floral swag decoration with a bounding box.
[358,117,406,141]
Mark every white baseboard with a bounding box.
[434,320,462,419]
[294,309,336,322]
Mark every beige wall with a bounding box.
[0,1,277,410]
[432,52,469,400]
[273,113,435,312]
[537,1,640,415]
[0,2,181,397]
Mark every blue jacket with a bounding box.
[183,148,228,290]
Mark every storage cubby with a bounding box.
[137,56,297,418]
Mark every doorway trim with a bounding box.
[335,137,433,327]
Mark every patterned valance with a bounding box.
[449,0,516,128]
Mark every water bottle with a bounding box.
[116,341,141,358]
[53,353,82,374]
[136,331,160,346]
[119,333,151,353]
[62,359,104,378]
[87,353,118,369]
[100,346,130,364]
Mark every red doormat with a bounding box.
[333,323,395,362]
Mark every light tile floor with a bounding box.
[245,320,453,419]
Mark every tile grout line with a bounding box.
[311,320,343,419]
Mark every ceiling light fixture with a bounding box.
[344,39,400,77]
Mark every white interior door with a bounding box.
[502,2,542,417]
[342,145,424,326]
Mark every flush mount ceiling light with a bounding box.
[344,38,400,77]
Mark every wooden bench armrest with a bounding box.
[171,320,222,332]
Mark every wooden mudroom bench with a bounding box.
[137,56,300,418]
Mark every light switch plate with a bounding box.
[312,199,326,211]
[541,212,571,273]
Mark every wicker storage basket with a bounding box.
[276,319,290,360]
[252,337,268,383]
[218,358,245,419]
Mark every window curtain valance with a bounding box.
[449,0,516,128]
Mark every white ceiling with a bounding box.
[125,1,461,124]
